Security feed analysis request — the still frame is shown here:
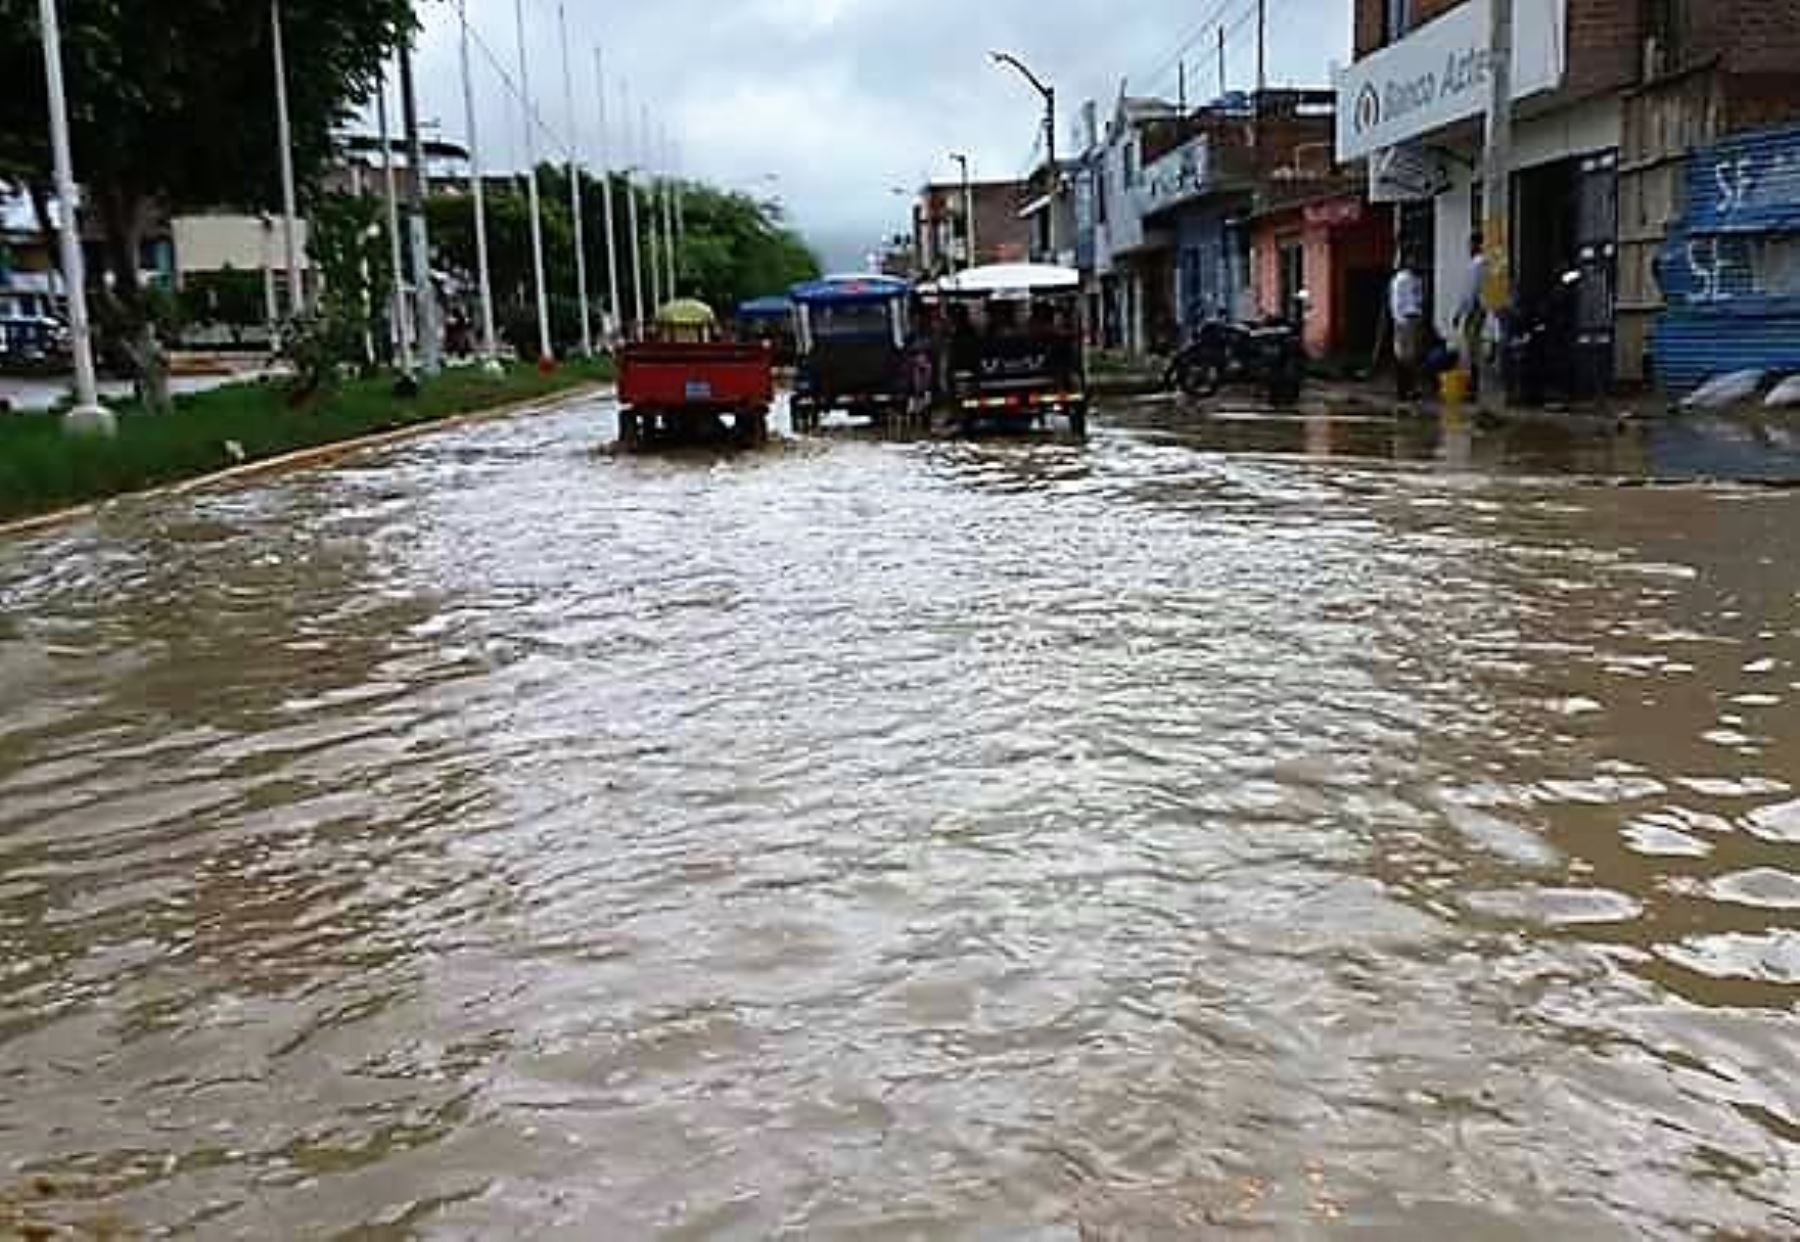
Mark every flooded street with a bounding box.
[2,397,1797,1238]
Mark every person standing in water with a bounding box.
[1389,255,1426,402]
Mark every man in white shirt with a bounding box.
[1457,231,1489,384]
[1389,256,1426,400]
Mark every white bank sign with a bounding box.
[1335,0,1567,162]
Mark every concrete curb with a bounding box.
[0,382,611,542]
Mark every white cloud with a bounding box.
[408,0,1350,268]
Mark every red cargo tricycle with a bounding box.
[617,300,774,450]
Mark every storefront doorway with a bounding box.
[1514,151,1618,398]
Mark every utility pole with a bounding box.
[376,67,414,376]
[457,0,498,368]
[270,0,303,318]
[558,5,593,358]
[1255,0,1268,167]
[1218,27,1227,98]
[950,152,974,271]
[36,0,108,433]
[1257,0,1267,95]
[1178,62,1187,114]
[594,47,622,346]
[1044,91,1059,261]
[1480,0,1515,413]
[622,79,646,337]
[398,41,441,375]
[515,0,553,365]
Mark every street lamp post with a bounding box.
[35,0,108,433]
[949,153,975,272]
[990,51,1057,262]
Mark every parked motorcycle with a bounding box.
[1164,314,1307,406]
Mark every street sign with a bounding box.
[1335,0,1566,162]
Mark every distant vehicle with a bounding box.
[734,295,796,366]
[616,299,774,450]
[788,274,918,432]
[0,291,72,375]
[1165,314,1306,407]
[933,263,1089,438]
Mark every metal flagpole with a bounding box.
[515,0,554,364]
[672,137,685,252]
[558,4,593,357]
[660,122,677,297]
[643,102,664,312]
[271,0,303,316]
[622,79,646,338]
[376,64,414,375]
[594,46,622,346]
[36,0,108,432]
[458,0,499,368]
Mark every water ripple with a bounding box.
[1,399,1796,1238]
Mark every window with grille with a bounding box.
[1383,0,1412,44]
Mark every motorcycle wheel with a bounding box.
[1179,358,1224,398]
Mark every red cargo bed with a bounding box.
[618,342,774,410]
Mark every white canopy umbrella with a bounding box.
[937,263,1080,296]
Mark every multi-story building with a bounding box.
[909,180,1033,278]
[1339,0,1800,391]
[1085,95,1186,353]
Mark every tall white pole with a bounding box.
[376,67,414,374]
[36,0,108,432]
[660,122,677,297]
[516,0,554,364]
[643,103,664,312]
[398,42,442,376]
[271,0,303,317]
[558,5,593,357]
[622,79,646,335]
[671,137,686,265]
[594,46,622,346]
[458,0,499,367]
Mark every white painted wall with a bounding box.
[172,215,311,275]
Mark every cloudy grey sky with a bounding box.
[406,0,1351,268]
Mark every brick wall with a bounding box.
[1722,1,1800,76]
[1356,0,1800,85]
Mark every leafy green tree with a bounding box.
[0,0,415,409]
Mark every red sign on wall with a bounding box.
[1303,198,1364,229]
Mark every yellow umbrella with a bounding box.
[655,298,718,328]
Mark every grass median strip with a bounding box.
[0,360,613,523]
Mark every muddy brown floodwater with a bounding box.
[1,399,1797,1239]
